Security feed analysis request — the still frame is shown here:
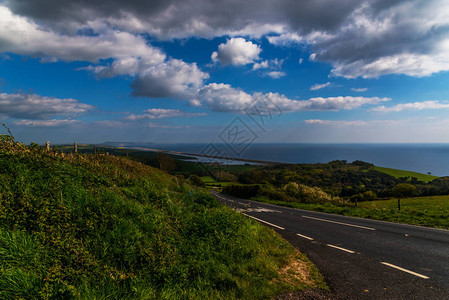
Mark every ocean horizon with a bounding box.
[115,143,449,177]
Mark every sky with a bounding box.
[1,0,449,144]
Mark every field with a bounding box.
[252,195,449,230]
[373,166,438,182]
[200,176,234,188]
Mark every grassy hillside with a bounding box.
[373,166,438,182]
[0,135,325,299]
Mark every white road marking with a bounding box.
[242,213,285,230]
[326,244,355,254]
[245,207,283,213]
[297,233,314,240]
[380,262,429,279]
[302,215,376,231]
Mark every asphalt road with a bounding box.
[212,191,449,299]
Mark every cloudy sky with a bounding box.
[1,0,449,144]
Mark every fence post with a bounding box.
[74,142,78,153]
[46,141,50,152]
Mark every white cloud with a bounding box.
[130,59,209,99]
[267,33,304,46]
[253,58,284,70]
[198,83,253,112]
[252,60,269,70]
[126,108,206,120]
[189,99,202,107]
[5,1,449,78]
[310,82,331,91]
[211,38,261,66]
[370,100,449,112]
[266,71,286,79]
[351,88,368,92]
[264,94,390,112]
[147,122,189,129]
[0,6,209,101]
[198,83,389,113]
[304,119,398,126]
[0,6,166,63]
[0,93,94,119]
[14,119,82,127]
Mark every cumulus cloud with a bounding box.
[130,59,209,99]
[126,108,206,120]
[310,82,331,91]
[266,71,286,79]
[14,119,82,127]
[0,93,94,119]
[303,119,398,126]
[211,38,261,66]
[5,0,359,39]
[147,123,189,129]
[267,32,304,46]
[266,95,389,112]
[198,83,253,112]
[0,6,165,63]
[3,1,449,80]
[0,5,208,100]
[252,60,269,70]
[198,83,389,113]
[351,88,368,92]
[307,0,449,78]
[370,100,449,112]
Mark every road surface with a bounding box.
[212,191,449,299]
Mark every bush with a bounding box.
[283,182,335,204]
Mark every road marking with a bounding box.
[302,215,376,231]
[326,244,355,254]
[380,262,429,279]
[242,213,285,230]
[245,207,283,213]
[297,233,314,240]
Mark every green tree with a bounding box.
[392,183,416,211]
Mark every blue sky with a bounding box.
[1,0,449,144]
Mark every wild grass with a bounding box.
[0,134,325,298]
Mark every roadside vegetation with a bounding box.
[0,129,326,299]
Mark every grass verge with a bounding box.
[0,141,326,299]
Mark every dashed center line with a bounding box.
[242,213,285,230]
[297,233,314,240]
[326,244,355,254]
[302,215,376,231]
[380,262,429,279]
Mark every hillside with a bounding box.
[0,134,325,299]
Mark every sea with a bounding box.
[123,143,449,177]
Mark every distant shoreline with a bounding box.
[128,146,283,166]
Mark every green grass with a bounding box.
[359,195,449,216]
[252,195,449,230]
[200,176,235,187]
[373,166,438,182]
[0,140,326,299]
